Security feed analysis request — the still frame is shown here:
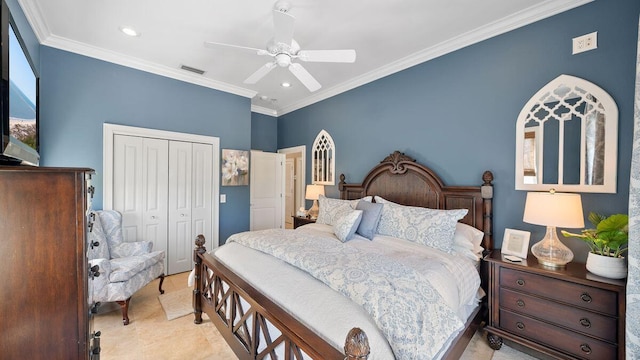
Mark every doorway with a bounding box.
[278,146,305,229]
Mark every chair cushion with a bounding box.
[108,251,165,283]
[88,213,110,260]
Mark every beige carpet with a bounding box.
[158,287,193,321]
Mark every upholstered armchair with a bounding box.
[88,210,165,325]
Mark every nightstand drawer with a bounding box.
[500,267,618,315]
[500,288,617,343]
[500,309,617,360]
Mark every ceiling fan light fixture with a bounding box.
[119,26,140,37]
[275,53,291,67]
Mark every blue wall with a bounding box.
[278,0,640,261]
[251,112,278,152]
[39,47,251,245]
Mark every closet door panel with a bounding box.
[192,143,213,247]
[113,135,144,241]
[142,139,169,257]
[168,141,193,274]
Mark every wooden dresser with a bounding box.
[0,166,100,359]
[485,251,625,360]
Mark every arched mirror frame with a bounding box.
[312,129,335,185]
[515,74,618,193]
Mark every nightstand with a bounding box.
[485,251,625,359]
[293,216,316,229]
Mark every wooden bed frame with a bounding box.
[193,151,494,359]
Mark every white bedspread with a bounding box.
[219,224,480,359]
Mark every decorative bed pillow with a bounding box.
[333,209,363,242]
[316,195,372,226]
[355,200,383,240]
[375,196,468,253]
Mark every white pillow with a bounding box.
[454,223,484,251]
[333,209,363,242]
[316,195,372,226]
[375,196,468,253]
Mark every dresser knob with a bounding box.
[516,279,525,286]
[580,344,592,354]
[516,322,525,330]
[579,318,592,328]
[516,299,525,307]
[580,293,593,303]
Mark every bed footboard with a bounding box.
[193,235,369,360]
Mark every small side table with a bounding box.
[293,216,316,229]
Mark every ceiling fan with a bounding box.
[204,1,356,92]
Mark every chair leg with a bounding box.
[158,273,165,294]
[116,298,131,326]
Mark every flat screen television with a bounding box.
[0,0,39,166]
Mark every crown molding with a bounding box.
[276,0,593,116]
[18,0,592,117]
[42,35,257,98]
[251,104,278,117]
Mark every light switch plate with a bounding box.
[220,194,226,203]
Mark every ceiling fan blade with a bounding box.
[289,63,321,92]
[297,49,356,63]
[273,9,295,46]
[204,41,266,55]
[244,62,277,84]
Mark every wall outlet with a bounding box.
[572,32,597,54]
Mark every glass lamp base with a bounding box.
[531,226,574,268]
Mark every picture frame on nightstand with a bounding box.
[502,228,530,259]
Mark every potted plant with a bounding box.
[561,212,628,279]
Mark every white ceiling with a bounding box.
[19,0,591,116]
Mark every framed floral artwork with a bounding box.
[221,149,249,186]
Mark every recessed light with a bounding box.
[281,82,291,88]
[260,95,269,100]
[119,26,140,37]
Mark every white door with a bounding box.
[168,141,193,275]
[191,142,213,257]
[285,158,295,228]
[250,151,285,231]
[113,135,169,265]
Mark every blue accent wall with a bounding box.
[39,47,251,245]
[278,0,640,261]
[251,112,278,152]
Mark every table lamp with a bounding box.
[305,184,325,219]
[523,190,584,268]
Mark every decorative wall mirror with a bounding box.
[515,74,618,193]
[311,129,335,185]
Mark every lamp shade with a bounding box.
[305,184,325,200]
[523,191,584,228]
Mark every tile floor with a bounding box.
[93,272,536,359]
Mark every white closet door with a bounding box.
[113,135,169,263]
[191,143,213,251]
[168,141,193,275]
[142,139,169,259]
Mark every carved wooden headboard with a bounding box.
[339,151,494,251]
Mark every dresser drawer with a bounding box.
[500,288,617,343]
[500,267,618,315]
[500,309,617,359]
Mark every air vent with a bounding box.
[180,65,205,75]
